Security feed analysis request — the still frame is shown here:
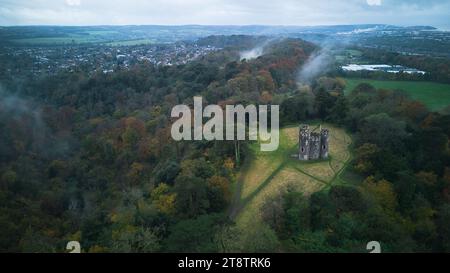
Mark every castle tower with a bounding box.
[299,125,310,160]
[309,132,321,160]
[320,129,329,159]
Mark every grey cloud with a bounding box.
[0,0,449,28]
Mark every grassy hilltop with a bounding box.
[230,124,353,231]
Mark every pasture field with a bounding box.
[105,39,156,46]
[8,30,148,46]
[11,37,96,45]
[344,78,450,111]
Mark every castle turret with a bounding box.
[299,125,310,160]
[298,125,330,161]
[320,129,329,159]
[309,132,321,160]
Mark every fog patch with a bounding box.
[0,85,72,159]
[240,39,276,61]
[297,47,334,84]
[240,46,265,61]
[0,86,45,131]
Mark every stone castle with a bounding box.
[299,125,329,161]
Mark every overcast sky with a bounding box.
[0,0,449,29]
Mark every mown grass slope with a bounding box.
[230,124,353,230]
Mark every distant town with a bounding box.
[0,42,220,77]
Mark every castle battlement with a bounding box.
[299,125,329,161]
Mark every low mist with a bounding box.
[239,38,276,61]
[240,46,265,61]
[0,87,44,128]
[297,35,357,85]
[297,48,333,84]
[0,86,73,159]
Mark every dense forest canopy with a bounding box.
[0,35,449,252]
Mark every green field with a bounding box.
[229,124,354,233]
[11,36,156,46]
[85,30,119,35]
[105,39,156,46]
[334,49,364,64]
[11,36,102,45]
[344,78,450,111]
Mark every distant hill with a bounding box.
[0,24,439,46]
